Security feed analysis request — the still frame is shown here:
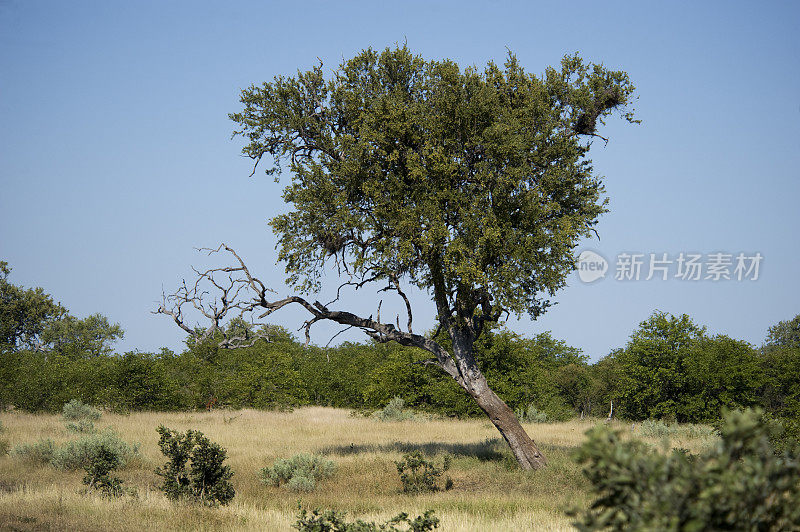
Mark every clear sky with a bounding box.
[1,1,798,360]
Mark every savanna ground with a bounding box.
[0,407,717,531]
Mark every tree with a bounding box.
[157,46,637,469]
[761,314,800,419]
[0,261,123,357]
[609,312,705,421]
[765,314,800,350]
[0,261,66,350]
[607,311,766,423]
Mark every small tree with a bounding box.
[157,45,637,469]
[154,426,235,506]
[83,444,125,497]
[395,451,452,493]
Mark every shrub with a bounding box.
[11,439,56,464]
[65,419,96,433]
[0,421,7,455]
[515,405,549,423]
[62,399,101,421]
[376,397,415,422]
[154,426,235,506]
[260,453,336,492]
[294,507,439,531]
[51,429,139,471]
[573,408,800,531]
[394,451,452,494]
[637,419,717,440]
[768,416,800,455]
[82,444,126,497]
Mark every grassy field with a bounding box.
[0,407,716,531]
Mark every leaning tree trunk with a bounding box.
[464,373,548,470]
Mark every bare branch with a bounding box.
[155,245,462,384]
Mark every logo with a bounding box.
[577,250,608,283]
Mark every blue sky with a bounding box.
[1,1,798,360]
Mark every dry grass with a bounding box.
[0,407,716,531]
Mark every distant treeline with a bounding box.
[1,260,798,425]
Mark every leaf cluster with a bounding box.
[574,408,800,531]
[259,453,336,492]
[154,425,235,505]
[394,450,452,493]
[294,507,439,532]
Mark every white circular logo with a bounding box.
[577,250,608,283]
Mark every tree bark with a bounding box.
[464,372,548,470]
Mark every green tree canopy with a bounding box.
[162,46,637,469]
[606,311,765,422]
[765,314,800,350]
[0,261,66,350]
[231,47,637,320]
[0,261,122,357]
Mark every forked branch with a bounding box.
[155,244,461,384]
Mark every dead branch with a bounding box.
[155,244,461,385]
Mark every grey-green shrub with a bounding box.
[287,474,316,493]
[514,405,549,423]
[65,419,96,433]
[637,419,717,440]
[260,454,336,492]
[11,439,56,464]
[51,430,139,471]
[574,408,800,531]
[376,396,415,422]
[62,399,101,421]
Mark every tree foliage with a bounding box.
[0,261,122,356]
[231,46,637,321]
[0,261,66,350]
[574,408,800,531]
[604,312,765,423]
[155,426,235,506]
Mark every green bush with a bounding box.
[294,507,439,531]
[154,426,235,506]
[767,416,800,455]
[11,439,56,464]
[82,444,127,497]
[394,451,452,494]
[260,453,336,492]
[574,408,800,531]
[62,399,101,421]
[51,430,138,471]
[376,397,415,422]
